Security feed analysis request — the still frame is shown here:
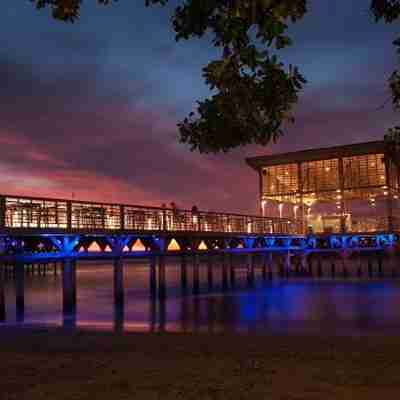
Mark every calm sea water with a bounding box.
[2,257,400,336]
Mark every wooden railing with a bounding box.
[0,195,301,235]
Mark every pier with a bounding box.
[0,193,398,322]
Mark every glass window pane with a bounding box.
[343,154,385,188]
[301,159,339,192]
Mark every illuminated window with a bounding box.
[343,154,385,188]
[301,159,339,192]
[262,163,298,195]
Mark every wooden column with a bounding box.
[338,158,346,233]
[384,158,394,231]
[297,161,304,234]
[229,254,236,287]
[181,254,188,291]
[15,260,25,316]
[193,254,200,294]
[284,251,291,278]
[300,253,307,276]
[158,255,166,300]
[149,256,157,297]
[113,257,124,307]
[207,255,213,289]
[247,254,255,286]
[258,169,264,216]
[267,252,274,279]
[114,302,124,333]
[0,262,5,321]
[222,254,229,290]
[62,258,76,314]
[261,253,267,281]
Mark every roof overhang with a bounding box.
[246,140,387,171]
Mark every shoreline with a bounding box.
[1,326,400,399]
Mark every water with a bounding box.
[2,257,400,336]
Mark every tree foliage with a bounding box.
[29,1,400,152]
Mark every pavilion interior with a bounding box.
[261,152,400,234]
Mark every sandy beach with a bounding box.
[1,327,400,399]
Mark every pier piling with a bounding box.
[193,254,200,295]
[62,258,77,314]
[207,256,213,289]
[247,254,255,286]
[15,261,25,317]
[229,254,236,287]
[149,256,157,297]
[368,259,373,278]
[113,258,124,307]
[158,255,166,300]
[222,254,229,290]
[180,255,188,292]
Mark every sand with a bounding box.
[1,327,400,399]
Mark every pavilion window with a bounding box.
[262,163,298,196]
[301,158,339,193]
[343,154,385,188]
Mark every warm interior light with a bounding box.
[167,239,181,251]
[278,203,284,218]
[132,239,146,252]
[198,241,208,251]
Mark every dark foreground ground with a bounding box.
[1,327,400,400]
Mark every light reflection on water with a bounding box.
[2,258,400,336]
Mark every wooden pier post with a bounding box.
[317,257,323,277]
[308,256,313,277]
[181,254,188,292]
[193,254,200,295]
[149,256,157,297]
[378,256,384,278]
[357,256,362,278]
[331,258,336,278]
[247,254,255,286]
[261,253,267,281]
[207,255,213,289]
[113,257,124,307]
[229,254,236,287]
[284,252,291,278]
[222,254,229,290]
[114,301,124,333]
[300,254,307,277]
[267,252,273,280]
[342,257,348,278]
[15,260,25,317]
[0,263,5,321]
[158,255,166,300]
[62,258,76,314]
[368,258,373,278]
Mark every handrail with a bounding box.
[0,194,292,222]
[0,194,300,234]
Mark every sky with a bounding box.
[1,1,399,214]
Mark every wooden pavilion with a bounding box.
[246,140,400,234]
